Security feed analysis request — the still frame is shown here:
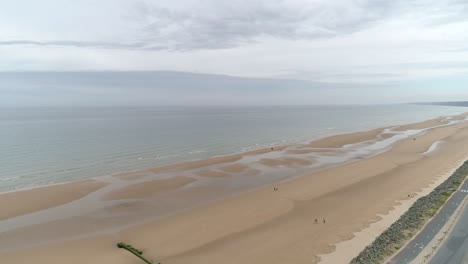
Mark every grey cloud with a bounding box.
[276,68,407,83]
[416,0,468,26]
[0,71,355,91]
[121,0,468,50]
[134,0,395,50]
[0,0,397,51]
[0,40,165,50]
[280,60,468,82]
[1,0,466,51]
[2,71,466,107]
[349,61,468,72]
[392,61,468,70]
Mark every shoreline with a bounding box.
[1,112,468,264]
[0,119,451,198]
[0,113,460,196]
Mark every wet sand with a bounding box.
[103,176,196,200]
[0,179,107,220]
[1,113,468,264]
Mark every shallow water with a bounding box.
[0,104,466,192]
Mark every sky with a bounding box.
[1,0,468,106]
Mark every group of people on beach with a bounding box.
[315,218,326,224]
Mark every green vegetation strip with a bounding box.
[350,160,468,264]
[117,242,159,264]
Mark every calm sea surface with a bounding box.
[0,105,466,192]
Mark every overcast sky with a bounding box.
[1,0,468,106]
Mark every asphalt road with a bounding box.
[428,200,468,264]
[387,179,468,264]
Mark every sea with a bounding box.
[1,104,467,193]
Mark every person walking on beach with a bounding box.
[323,218,326,224]
[314,219,318,224]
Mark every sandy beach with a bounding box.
[2,113,468,264]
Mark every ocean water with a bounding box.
[1,104,467,192]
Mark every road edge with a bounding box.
[410,181,468,264]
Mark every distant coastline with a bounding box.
[413,101,468,107]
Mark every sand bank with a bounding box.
[0,179,107,220]
[1,113,468,264]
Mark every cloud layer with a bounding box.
[130,0,393,50]
[1,0,468,100]
[2,0,467,51]
[5,0,466,51]
[2,71,468,107]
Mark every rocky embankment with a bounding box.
[350,160,468,264]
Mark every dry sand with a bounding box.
[1,114,468,264]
